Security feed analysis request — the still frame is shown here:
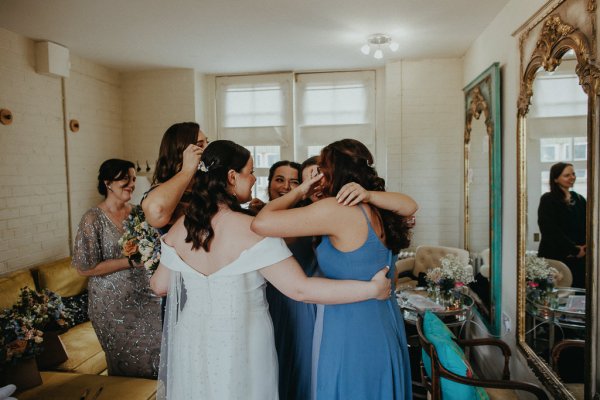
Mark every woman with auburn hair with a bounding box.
[150,140,392,400]
[252,139,417,399]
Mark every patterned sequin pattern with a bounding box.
[73,207,162,379]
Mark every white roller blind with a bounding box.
[295,71,376,161]
[216,74,293,153]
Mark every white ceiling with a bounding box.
[0,0,509,74]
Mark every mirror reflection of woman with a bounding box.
[537,162,586,288]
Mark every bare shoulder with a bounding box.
[313,197,360,215]
[218,211,263,247]
[163,216,186,247]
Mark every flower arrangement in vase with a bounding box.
[425,254,474,307]
[525,254,559,294]
[0,288,73,368]
[119,205,161,272]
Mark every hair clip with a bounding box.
[198,160,216,172]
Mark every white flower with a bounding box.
[525,255,558,281]
[434,254,474,284]
[138,238,154,258]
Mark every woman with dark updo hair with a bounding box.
[150,140,392,400]
[253,139,417,400]
[72,159,162,378]
[538,162,587,288]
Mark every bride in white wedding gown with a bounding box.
[150,140,391,400]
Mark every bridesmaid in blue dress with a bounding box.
[252,139,417,400]
[254,160,318,400]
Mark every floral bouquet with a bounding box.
[12,288,73,332]
[118,205,161,272]
[0,287,73,366]
[525,254,559,291]
[0,309,44,365]
[426,254,474,292]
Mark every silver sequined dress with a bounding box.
[72,207,162,378]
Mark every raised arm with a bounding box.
[336,182,418,216]
[251,174,343,239]
[260,256,390,304]
[142,144,201,228]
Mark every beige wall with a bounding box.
[65,55,123,239]
[0,30,205,274]
[0,28,70,273]
[121,68,197,180]
[384,58,464,248]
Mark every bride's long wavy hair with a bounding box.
[319,139,411,253]
[184,140,253,251]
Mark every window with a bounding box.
[216,74,293,202]
[245,146,281,200]
[295,71,376,161]
[573,137,587,161]
[216,71,376,201]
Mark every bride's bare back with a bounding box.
[164,208,262,277]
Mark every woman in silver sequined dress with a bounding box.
[72,159,162,378]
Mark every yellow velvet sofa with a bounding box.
[0,258,106,375]
[0,258,157,399]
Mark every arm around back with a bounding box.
[259,256,391,304]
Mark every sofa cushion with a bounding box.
[0,269,36,310]
[17,371,157,400]
[54,322,107,375]
[36,258,88,298]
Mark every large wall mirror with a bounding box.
[463,63,502,335]
[516,0,598,398]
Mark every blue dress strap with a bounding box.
[357,204,393,271]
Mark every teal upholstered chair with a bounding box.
[417,311,549,400]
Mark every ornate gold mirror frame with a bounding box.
[516,0,599,398]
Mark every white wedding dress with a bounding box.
[157,236,292,400]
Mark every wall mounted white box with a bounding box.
[35,41,70,78]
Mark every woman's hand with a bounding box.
[181,143,203,174]
[248,198,266,214]
[576,245,586,258]
[370,266,391,300]
[296,172,324,200]
[336,182,371,206]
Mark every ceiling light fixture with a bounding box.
[361,34,399,59]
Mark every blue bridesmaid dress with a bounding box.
[313,206,412,399]
[267,236,318,400]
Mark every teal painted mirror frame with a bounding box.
[463,62,502,336]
